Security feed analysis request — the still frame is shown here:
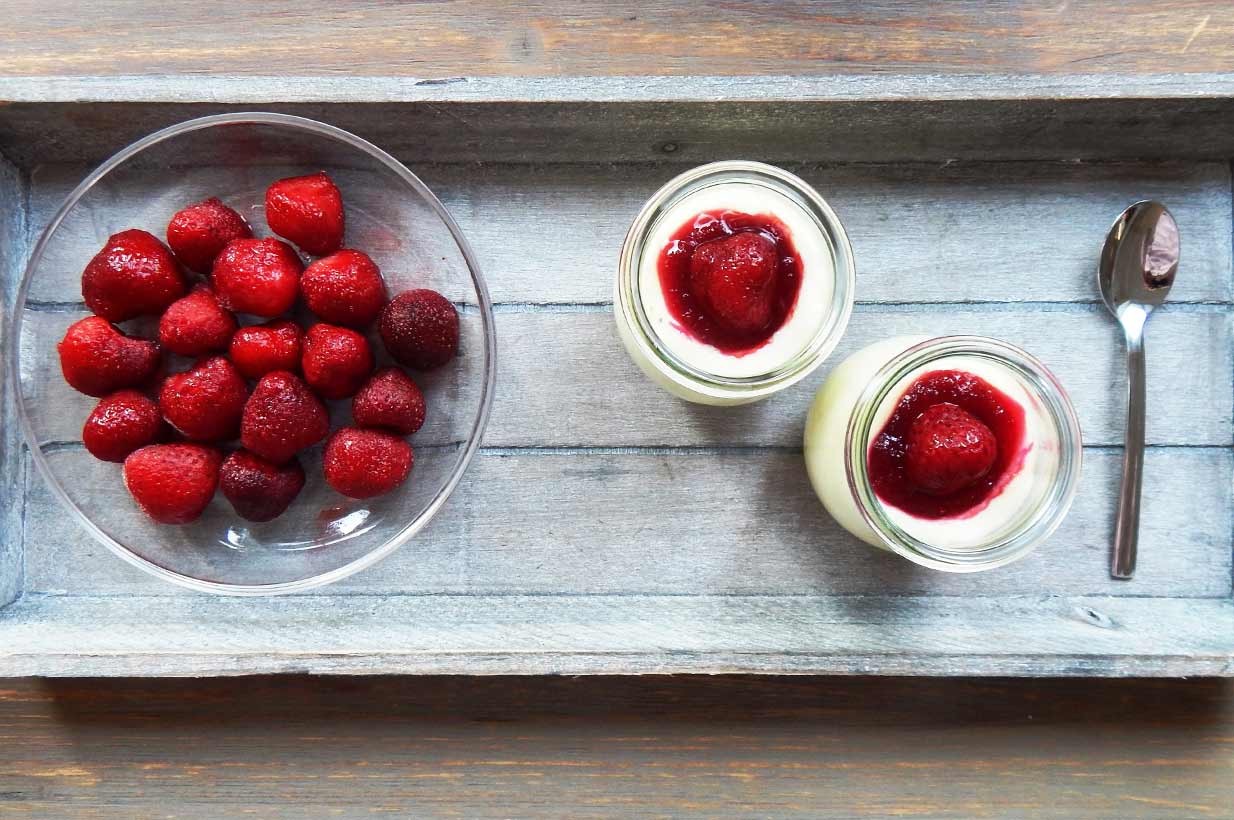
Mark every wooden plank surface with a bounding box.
[0,154,25,609]
[0,675,1232,818]
[22,448,1233,600]
[2,595,1233,677]
[28,160,1233,305]
[1,1,1231,79]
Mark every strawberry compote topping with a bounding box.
[657,210,803,355]
[868,370,1028,520]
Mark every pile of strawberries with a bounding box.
[57,171,460,526]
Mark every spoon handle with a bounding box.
[1112,325,1146,579]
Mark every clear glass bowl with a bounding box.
[11,113,496,595]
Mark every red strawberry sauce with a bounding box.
[657,210,802,355]
[868,370,1029,520]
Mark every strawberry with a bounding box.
[82,390,166,462]
[158,285,237,356]
[58,316,162,397]
[265,171,344,256]
[158,356,248,442]
[218,449,306,523]
[228,319,303,380]
[904,403,998,496]
[322,427,413,499]
[300,249,387,328]
[241,371,330,465]
[123,443,221,524]
[82,229,187,322]
[165,197,252,273]
[352,367,426,435]
[211,238,303,318]
[301,323,373,400]
[378,289,459,370]
[688,231,777,334]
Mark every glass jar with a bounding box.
[804,335,1083,572]
[615,161,855,405]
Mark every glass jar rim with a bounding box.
[843,335,1083,571]
[616,160,855,399]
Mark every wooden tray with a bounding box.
[1,76,1232,677]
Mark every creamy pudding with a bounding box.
[804,336,1082,571]
[616,162,854,405]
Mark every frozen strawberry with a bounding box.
[241,371,330,465]
[301,323,373,400]
[158,356,248,442]
[378,289,458,370]
[165,197,252,273]
[58,316,162,397]
[158,285,237,356]
[228,319,303,379]
[323,427,413,499]
[352,367,425,435]
[265,171,344,256]
[123,443,221,524]
[219,449,306,523]
[688,231,776,334]
[904,403,998,496]
[211,238,303,318]
[82,229,186,322]
[300,249,387,328]
[82,390,166,462]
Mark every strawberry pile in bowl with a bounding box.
[13,114,495,594]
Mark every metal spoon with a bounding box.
[1098,201,1179,580]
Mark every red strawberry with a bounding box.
[219,449,306,523]
[165,197,252,273]
[323,427,413,499]
[352,367,426,435]
[300,249,387,328]
[904,403,998,496]
[378,289,459,370]
[241,371,330,465]
[82,390,166,463]
[228,319,303,380]
[265,171,344,257]
[688,231,776,333]
[211,238,303,318]
[58,316,162,397]
[301,323,373,400]
[158,356,248,442]
[158,285,237,356]
[123,443,221,524]
[82,229,187,322]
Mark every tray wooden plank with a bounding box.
[0,153,25,609]
[19,307,1233,449]
[27,160,1233,305]
[1,594,1231,677]
[22,448,1232,600]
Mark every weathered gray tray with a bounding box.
[1,76,1232,677]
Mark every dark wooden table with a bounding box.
[3,2,1233,816]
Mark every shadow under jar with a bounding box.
[615,161,855,405]
[804,336,1083,572]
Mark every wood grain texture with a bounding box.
[0,1,1231,79]
[0,153,25,609]
[0,675,1231,819]
[27,160,1234,305]
[6,95,1234,168]
[21,449,1233,599]
[2,595,1232,677]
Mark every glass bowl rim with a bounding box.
[9,111,498,596]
